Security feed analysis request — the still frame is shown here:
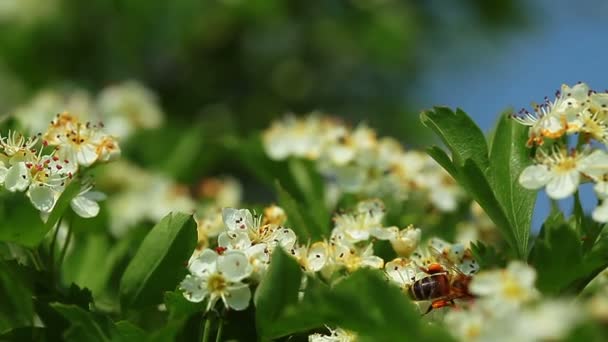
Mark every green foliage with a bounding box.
[0,181,80,248]
[421,107,537,259]
[119,212,196,310]
[254,248,303,340]
[276,182,327,241]
[470,241,506,269]
[266,269,454,341]
[0,260,35,334]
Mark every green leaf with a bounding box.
[164,290,204,322]
[489,114,537,256]
[420,107,489,170]
[51,303,116,342]
[254,248,302,340]
[267,269,454,341]
[0,181,80,247]
[119,212,196,310]
[276,181,324,241]
[529,223,583,295]
[287,158,330,233]
[0,260,35,334]
[470,241,506,269]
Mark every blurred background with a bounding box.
[0,0,605,230]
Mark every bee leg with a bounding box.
[422,299,454,316]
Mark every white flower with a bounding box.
[470,261,539,309]
[332,240,384,272]
[384,258,419,291]
[387,225,421,257]
[222,207,296,249]
[309,327,357,342]
[96,81,164,139]
[519,148,608,199]
[289,241,329,273]
[70,185,106,218]
[512,83,589,145]
[332,199,388,243]
[180,249,253,311]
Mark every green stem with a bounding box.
[49,217,63,272]
[215,317,223,342]
[202,316,212,342]
[56,221,73,275]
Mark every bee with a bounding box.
[408,246,476,314]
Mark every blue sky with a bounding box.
[416,0,608,232]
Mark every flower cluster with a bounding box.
[181,198,427,312]
[444,262,583,342]
[262,114,464,212]
[514,83,608,221]
[180,206,297,310]
[14,80,164,141]
[97,160,201,237]
[0,112,119,217]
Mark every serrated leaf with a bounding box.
[489,114,537,256]
[529,223,583,295]
[420,107,489,171]
[267,269,454,341]
[119,212,196,310]
[470,241,506,269]
[254,248,302,340]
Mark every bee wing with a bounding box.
[427,245,467,276]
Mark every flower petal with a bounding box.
[518,165,551,190]
[306,242,328,272]
[71,195,100,218]
[28,186,56,212]
[5,162,30,192]
[593,201,608,223]
[546,171,579,199]
[189,249,218,276]
[217,250,252,282]
[222,208,254,231]
[179,275,208,303]
[224,283,251,311]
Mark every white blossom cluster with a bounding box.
[14,80,164,141]
[444,262,583,342]
[262,114,463,212]
[0,112,119,217]
[514,83,608,222]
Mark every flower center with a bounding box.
[554,157,577,173]
[207,273,227,293]
[502,278,524,300]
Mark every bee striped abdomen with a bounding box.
[409,274,449,300]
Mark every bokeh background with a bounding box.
[0,0,604,231]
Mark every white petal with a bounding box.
[518,165,551,190]
[306,242,328,272]
[546,171,579,199]
[222,208,254,231]
[0,165,8,183]
[76,144,99,166]
[217,250,252,282]
[594,181,608,200]
[579,150,608,181]
[361,255,384,269]
[4,162,30,192]
[224,283,251,311]
[508,261,536,287]
[189,249,218,277]
[273,227,297,249]
[71,195,100,218]
[593,201,608,223]
[371,226,398,240]
[28,186,56,212]
[217,231,251,250]
[385,258,416,286]
[179,275,208,303]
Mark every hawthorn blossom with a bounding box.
[180,249,253,311]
